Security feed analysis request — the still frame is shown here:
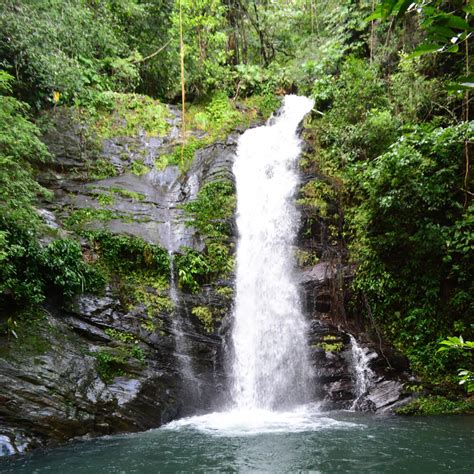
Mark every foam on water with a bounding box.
[162,404,362,436]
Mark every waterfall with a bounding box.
[349,335,375,409]
[166,211,200,403]
[231,95,314,410]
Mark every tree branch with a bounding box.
[132,40,171,64]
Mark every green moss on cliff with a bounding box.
[176,180,235,291]
[74,92,170,139]
[191,306,214,333]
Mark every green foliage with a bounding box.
[242,93,281,120]
[0,0,140,105]
[389,55,443,123]
[75,92,169,139]
[130,160,151,176]
[235,64,268,95]
[178,179,236,290]
[93,350,127,383]
[64,209,117,230]
[369,0,472,65]
[0,217,105,308]
[396,395,474,416]
[201,92,242,132]
[93,328,146,382]
[0,72,51,224]
[315,334,344,352]
[156,138,203,171]
[157,93,256,172]
[169,0,230,96]
[64,207,152,231]
[95,192,115,207]
[41,239,106,298]
[191,306,214,333]
[438,336,474,393]
[85,231,170,275]
[350,122,473,375]
[438,336,474,352]
[301,27,471,379]
[109,188,146,202]
[175,248,211,293]
[105,328,139,344]
[88,159,118,181]
[215,286,233,299]
[294,249,320,268]
[183,180,235,239]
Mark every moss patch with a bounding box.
[0,309,52,358]
[109,187,146,201]
[155,92,274,172]
[191,306,215,333]
[130,160,151,176]
[396,395,474,416]
[216,286,233,299]
[75,92,170,139]
[315,334,344,353]
[87,158,118,181]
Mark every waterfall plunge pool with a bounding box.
[1,408,473,473]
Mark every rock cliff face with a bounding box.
[0,106,413,457]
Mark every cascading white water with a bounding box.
[349,335,375,409]
[162,96,357,434]
[231,95,314,410]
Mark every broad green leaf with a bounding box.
[445,43,459,53]
[428,25,456,39]
[445,15,471,30]
[394,0,413,18]
[407,43,442,58]
[381,0,398,20]
[463,5,474,15]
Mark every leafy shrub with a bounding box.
[0,71,51,224]
[438,337,474,393]
[0,1,139,105]
[0,217,45,305]
[86,231,170,275]
[0,217,105,308]
[41,239,106,298]
[191,306,214,333]
[350,123,473,375]
[178,180,236,290]
[396,396,474,416]
[183,180,235,239]
[175,249,211,293]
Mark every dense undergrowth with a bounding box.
[0,0,472,409]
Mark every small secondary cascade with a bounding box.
[231,95,314,410]
[166,207,200,401]
[349,335,375,408]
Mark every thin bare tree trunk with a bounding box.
[463,0,470,208]
[179,0,186,167]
